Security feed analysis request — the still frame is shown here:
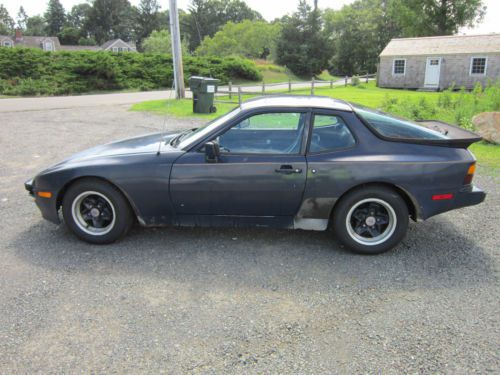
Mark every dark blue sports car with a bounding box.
[25,96,485,254]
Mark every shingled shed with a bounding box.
[377,34,500,90]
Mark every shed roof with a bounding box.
[60,45,102,51]
[16,36,61,49]
[100,39,135,50]
[380,33,500,57]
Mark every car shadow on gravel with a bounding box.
[11,216,495,293]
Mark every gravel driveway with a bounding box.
[0,104,498,373]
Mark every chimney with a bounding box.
[15,29,23,42]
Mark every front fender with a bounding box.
[28,152,181,226]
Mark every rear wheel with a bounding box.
[62,178,133,244]
[333,186,409,254]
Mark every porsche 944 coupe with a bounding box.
[25,96,486,254]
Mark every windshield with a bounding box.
[353,104,449,140]
[175,106,242,149]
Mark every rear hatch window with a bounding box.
[353,105,448,140]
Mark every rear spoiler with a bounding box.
[416,120,482,149]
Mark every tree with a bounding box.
[135,0,163,48]
[142,29,172,54]
[0,5,14,35]
[58,26,81,44]
[399,0,486,35]
[78,36,98,46]
[185,0,262,51]
[67,3,92,30]
[276,1,332,77]
[142,29,189,54]
[324,0,389,75]
[86,0,135,44]
[25,16,47,36]
[16,6,29,30]
[44,0,66,35]
[196,20,281,60]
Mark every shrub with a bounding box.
[381,81,500,130]
[0,48,262,96]
[351,76,360,86]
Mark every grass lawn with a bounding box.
[130,81,439,117]
[131,99,235,119]
[232,60,340,85]
[131,81,499,172]
[293,81,442,107]
[469,142,500,175]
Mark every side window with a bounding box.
[309,115,355,153]
[217,112,306,154]
[393,59,405,75]
[470,57,487,75]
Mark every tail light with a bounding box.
[463,162,476,185]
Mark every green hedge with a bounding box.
[0,48,262,96]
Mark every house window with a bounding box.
[112,47,119,52]
[44,42,53,51]
[470,57,487,75]
[393,59,406,75]
[2,41,12,47]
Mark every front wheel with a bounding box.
[332,186,409,254]
[62,178,134,244]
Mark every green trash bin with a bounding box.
[188,76,219,114]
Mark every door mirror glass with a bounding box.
[204,141,220,163]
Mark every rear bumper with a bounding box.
[25,179,34,196]
[25,178,61,224]
[422,185,486,219]
[456,185,486,207]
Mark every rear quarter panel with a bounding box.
[302,112,475,220]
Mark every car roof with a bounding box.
[240,95,353,112]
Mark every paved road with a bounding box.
[0,79,349,113]
[0,105,498,373]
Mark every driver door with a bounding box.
[170,111,309,217]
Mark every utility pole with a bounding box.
[169,0,185,99]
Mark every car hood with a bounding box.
[60,132,179,163]
[36,132,183,177]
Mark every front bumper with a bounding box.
[25,178,61,224]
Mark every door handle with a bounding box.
[275,165,302,174]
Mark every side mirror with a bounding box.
[204,141,220,163]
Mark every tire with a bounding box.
[332,186,409,255]
[62,178,134,244]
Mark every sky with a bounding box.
[1,0,498,35]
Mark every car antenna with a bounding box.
[157,80,176,156]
